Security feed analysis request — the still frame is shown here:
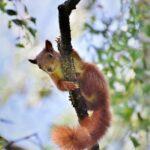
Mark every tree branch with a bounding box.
[5,133,44,150]
[58,0,99,149]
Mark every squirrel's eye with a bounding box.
[48,54,52,59]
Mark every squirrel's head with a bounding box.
[29,40,60,73]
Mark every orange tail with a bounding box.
[52,103,111,150]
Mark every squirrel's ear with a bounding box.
[28,58,37,64]
[45,40,53,51]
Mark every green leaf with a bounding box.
[0,1,7,12]
[143,24,150,37]
[84,23,100,34]
[90,15,96,23]
[6,9,17,16]
[143,83,150,94]
[129,49,141,61]
[116,103,134,120]
[27,27,36,37]
[16,43,25,48]
[123,107,134,119]
[0,136,7,149]
[12,19,26,26]
[24,5,28,13]
[8,21,12,28]
[30,17,36,24]
[137,113,150,131]
[39,88,50,97]
[130,136,140,148]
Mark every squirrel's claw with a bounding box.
[63,81,79,91]
[55,36,61,43]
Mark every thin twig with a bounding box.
[5,133,44,150]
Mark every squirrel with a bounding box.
[29,39,111,150]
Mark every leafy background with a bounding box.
[0,0,149,149]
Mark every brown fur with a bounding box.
[29,40,111,149]
[52,63,111,150]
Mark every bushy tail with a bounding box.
[52,102,111,150]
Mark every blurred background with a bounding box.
[0,0,149,150]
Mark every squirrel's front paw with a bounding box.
[63,81,79,91]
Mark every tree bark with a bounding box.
[57,0,100,149]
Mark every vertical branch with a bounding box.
[58,0,88,120]
[58,0,80,55]
[58,0,99,149]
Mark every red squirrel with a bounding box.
[29,39,111,150]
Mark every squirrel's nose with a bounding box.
[28,59,37,64]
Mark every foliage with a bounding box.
[84,0,149,149]
[0,0,37,47]
[0,136,7,149]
